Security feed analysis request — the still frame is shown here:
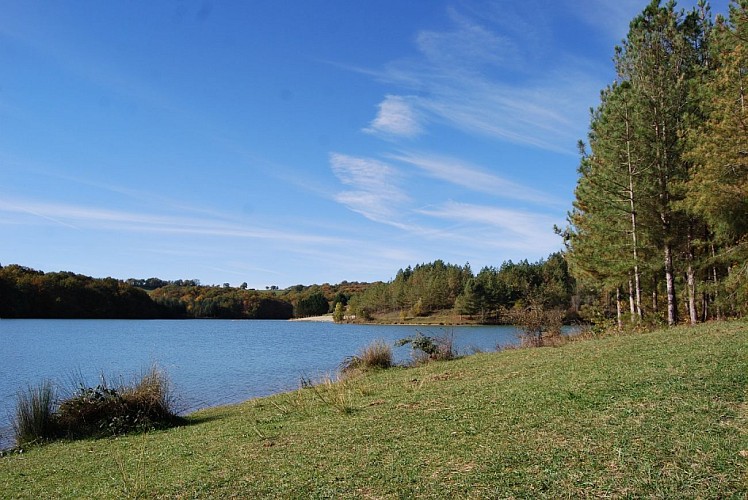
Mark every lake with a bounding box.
[0,319,523,449]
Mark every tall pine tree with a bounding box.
[566,0,712,326]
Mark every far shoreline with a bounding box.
[288,314,335,322]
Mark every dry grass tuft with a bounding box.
[340,339,393,374]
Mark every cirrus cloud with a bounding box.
[329,153,410,227]
[363,95,423,138]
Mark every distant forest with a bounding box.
[0,254,574,323]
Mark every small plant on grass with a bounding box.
[114,432,150,498]
[122,366,180,426]
[302,373,356,415]
[396,330,455,363]
[340,339,393,374]
[12,380,58,447]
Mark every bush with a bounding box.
[505,302,565,347]
[340,339,393,373]
[56,367,181,439]
[396,331,455,363]
[12,381,57,447]
[12,366,183,448]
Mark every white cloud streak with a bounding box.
[417,201,562,253]
[0,198,347,246]
[388,151,563,207]
[329,153,410,227]
[416,8,514,70]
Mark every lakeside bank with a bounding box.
[2,319,745,497]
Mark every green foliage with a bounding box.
[563,0,748,324]
[294,291,329,318]
[0,265,170,319]
[12,381,57,447]
[151,284,294,319]
[332,302,345,323]
[348,255,574,324]
[685,1,748,247]
[396,331,455,362]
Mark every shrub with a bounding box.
[505,302,565,347]
[11,367,182,449]
[12,380,57,447]
[396,331,455,363]
[56,367,181,439]
[340,339,393,373]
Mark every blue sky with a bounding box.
[0,0,730,288]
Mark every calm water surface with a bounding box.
[0,319,522,448]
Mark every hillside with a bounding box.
[1,320,746,497]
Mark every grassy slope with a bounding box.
[1,321,746,498]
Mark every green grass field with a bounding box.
[2,320,746,498]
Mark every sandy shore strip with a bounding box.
[289,314,335,322]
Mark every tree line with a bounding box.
[560,0,747,327]
[0,265,169,319]
[0,256,575,323]
[0,264,366,320]
[346,255,574,323]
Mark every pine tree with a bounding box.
[614,0,709,325]
[566,0,713,326]
[687,0,748,315]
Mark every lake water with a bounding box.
[0,319,523,449]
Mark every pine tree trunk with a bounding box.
[687,227,698,325]
[665,243,677,326]
[687,263,698,324]
[616,287,623,330]
[625,103,644,319]
[628,278,636,322]
[634,264,643,318]
[711,243,720,320]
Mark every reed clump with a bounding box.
[11,366,183,449]
[12,380,57,447]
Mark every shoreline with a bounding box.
[288,314,335,322]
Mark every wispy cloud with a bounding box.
[416,7,515,70]
[355,4,602,154]
[0,197,347,246]
[329,153,410,227]
[388,151,563,207]
[417,200,562,252]
[569,0,648,42]
[363,95,423,138]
